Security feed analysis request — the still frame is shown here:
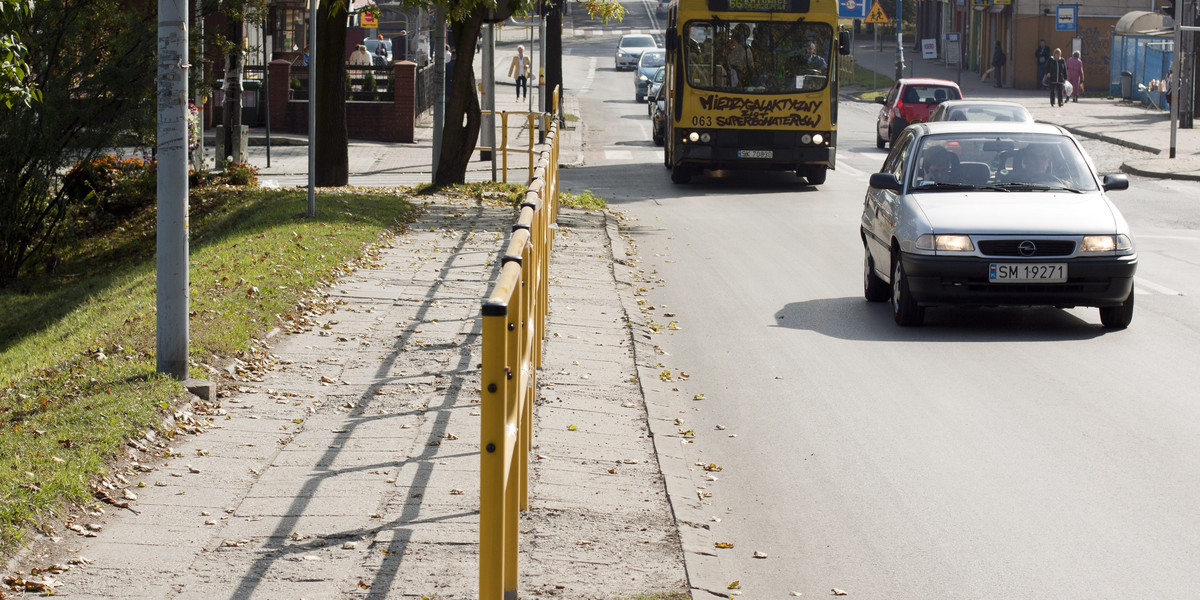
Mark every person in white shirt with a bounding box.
[508,45,531,100]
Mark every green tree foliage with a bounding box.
[0,0,156,281]
[0,0,39,109]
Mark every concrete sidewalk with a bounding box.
[848,39,1200,180]
[5,30,689,600]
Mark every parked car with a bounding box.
[646,67,666,115]
[363,38,392,65]
[875,78,962,149]
[650,84,667,146]
[615,33,657,71]
[634,51,665,101]
[860,121,1136,329]
[929,100,1033,123]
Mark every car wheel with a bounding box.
[876,131,887,149]
[1099,287,1135,330]
[653,132,664,146]
[805,167,827,185]
[864,248,889,302]
[891,258,925,326]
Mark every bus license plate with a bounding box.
[738,150,773,159]
[989,263,1067,283]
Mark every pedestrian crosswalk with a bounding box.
[566,28,663,38]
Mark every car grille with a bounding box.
[977,239,1076,257]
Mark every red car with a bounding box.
[875,78,962,148]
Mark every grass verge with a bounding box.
[0,186,420,558]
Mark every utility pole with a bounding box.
[895,0,904,82]
[156,0,190,380]
[432,7,446,175]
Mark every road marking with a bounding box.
[837,163,866,178]
[1136,278,1183,297]
[605,150,634,160]
[579,57,597,93]
[1136,234,1200,243]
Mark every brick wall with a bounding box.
[266,59,419,143]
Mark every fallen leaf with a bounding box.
[832,589,848,596]
[693,394,705,400]
[567,424,578,431]
[704,463,723,472]
[450,489,464,495]
[715,542,734,549]
[727,581,741,589]
[753,551,768,559]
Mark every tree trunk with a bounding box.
[315,1,349,187]
[435,17,485,185]
[223,18,245,165]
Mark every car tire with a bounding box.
[653,132,664,146]
[1099,287,1135,330]
[864,249,890,302]
[804,167,827,185]
[876,131,887,149]
[891,258,925,326]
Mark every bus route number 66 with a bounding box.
[691,115,714,127]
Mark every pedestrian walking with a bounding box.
[1045,47,1067,106]
[508,44,530,100]
[1035,40,1051,89]
[991,41,1006,88]
[1066,50,1084,102]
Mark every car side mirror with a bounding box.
[1102,174,1129,191]
[869,173,903,191]
[838,30,851,55]
[875,96,887,105]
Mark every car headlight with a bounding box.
[916,234,974,252]
[639,74,649,81]
[1080,234,1134,253]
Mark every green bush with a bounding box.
[363,70,377,93]
[61,155,157,231]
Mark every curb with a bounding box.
[603,213,728,600]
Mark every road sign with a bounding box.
[865,0,889,24]
[1056,5,1077,31]
[839,0,868,19]
[362,10,377,27]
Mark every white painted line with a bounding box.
[579,57,597,93]
[1136,278,1183,297]
[605,150,634,160]
[837,163,866,178]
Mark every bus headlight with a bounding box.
[700,133,711,143]
[801,134,812,144]
[688,131,700,142]
[812,134,824,144]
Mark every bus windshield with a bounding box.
[684,20,832,94]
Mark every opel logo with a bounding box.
[1018,240,1037,256]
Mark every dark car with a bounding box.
[650,84,667,146]
[646,67,665,116]
[875,78,962,148]
[861,121,1136,329]
[634,50,666,102]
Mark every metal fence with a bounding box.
[479,96,561,600]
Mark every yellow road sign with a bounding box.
[865,0,888,24]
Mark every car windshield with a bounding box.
[683,20,833,93]
[640,52,665,68]
[621,36,656,48]
[653,68,665,82]
[910,133,1099,192]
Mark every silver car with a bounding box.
[861,122,1136,328]
[615,34,656,70]
[928,100,1034,123]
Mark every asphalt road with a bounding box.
[559,12,1200,599]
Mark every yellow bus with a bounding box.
[663,0,849,185]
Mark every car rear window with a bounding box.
[622,37,656,48]
[640,53,665,67]
[902,85,961,104]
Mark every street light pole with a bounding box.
[156,0,190,380]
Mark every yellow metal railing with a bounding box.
[478,87,563,184]
[479,87,560,600]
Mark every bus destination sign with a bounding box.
[708,0,810,12]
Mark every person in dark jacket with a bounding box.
[1034,40,1051,89]
[991,41,1006,88]
[1045,47,1068,107]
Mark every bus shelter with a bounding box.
[1109,10,1174,106]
